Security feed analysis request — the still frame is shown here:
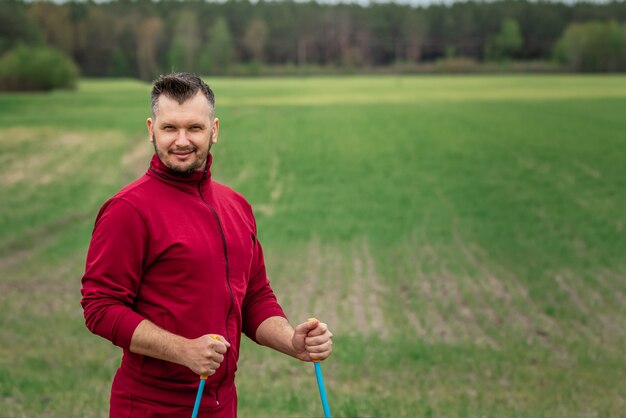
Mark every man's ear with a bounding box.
[210,118,220,145]
[147,118,154,143]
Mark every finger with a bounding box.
[213,344,228,355]
[200,359,223,374]
[309,350,331,361]
[209,334,231,348]
[295,320,318,336]
[306,339,332,353]
[306,322,329,337]
[206,335,229,354]
[208,353,224,364]
[200,368,216,376]
[305,332,333,346]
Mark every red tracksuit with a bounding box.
[81,154,286,417]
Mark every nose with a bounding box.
[174,129,190,147]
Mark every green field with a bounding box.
[1,75,625,417]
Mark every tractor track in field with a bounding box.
[1,130,121,187]
[252,153,285,217]
[351,241,388,338]
[121,138,152,176]
[295,239,323,321]
[595,269,626,307]
[397,245,428,338]
[0,212,91,273]
[313,247,340,331]
[349,252,369,334]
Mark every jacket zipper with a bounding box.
[198,182,235,406]
[148,166,234,405]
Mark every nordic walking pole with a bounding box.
[191,335,222,418]
[308,318,332,418]
[191,375,207,418]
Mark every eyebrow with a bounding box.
[158,121,206,128]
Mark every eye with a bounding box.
[162,125,176,131]
[189,125,203,132]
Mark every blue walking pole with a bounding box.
[308,318,332,418]
[191,375,207,418]
[313,361,332,418]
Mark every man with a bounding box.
[81,72,333,417]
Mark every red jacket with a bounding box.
[81,154,286,409]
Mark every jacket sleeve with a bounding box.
[241,235,287,343]
[80,198,147,350]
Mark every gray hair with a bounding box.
[150,72,215,119]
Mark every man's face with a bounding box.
[147,91,219,174]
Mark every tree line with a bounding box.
[1,0,626,83]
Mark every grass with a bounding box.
[0,75,625,417]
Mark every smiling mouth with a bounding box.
[170,150,196,162]
[170,148,195,155]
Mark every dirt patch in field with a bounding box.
[554,272,589,314]
[573,161,601,179]
[229,168,251,188]
[595,269,626,307]
[252,154,285,217]
[0,128,126,187]
[349,241,388,338]
[1,253,85,324]
[312,247,340,329]
[400,287,428,338]
[0,211,90,274]
[268,239,393,337]
[121,138,152,176]
[276,238,322,322]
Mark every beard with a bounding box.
[151,133,211,175]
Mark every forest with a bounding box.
[1,0,626,81]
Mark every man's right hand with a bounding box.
[181,334,230,376]
[130,320,230,377]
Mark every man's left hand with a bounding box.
[292,319,333,362]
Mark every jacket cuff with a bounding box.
[112,309,146,350]
[244,308,287,344]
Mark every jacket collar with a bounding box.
[147,153,212,186]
